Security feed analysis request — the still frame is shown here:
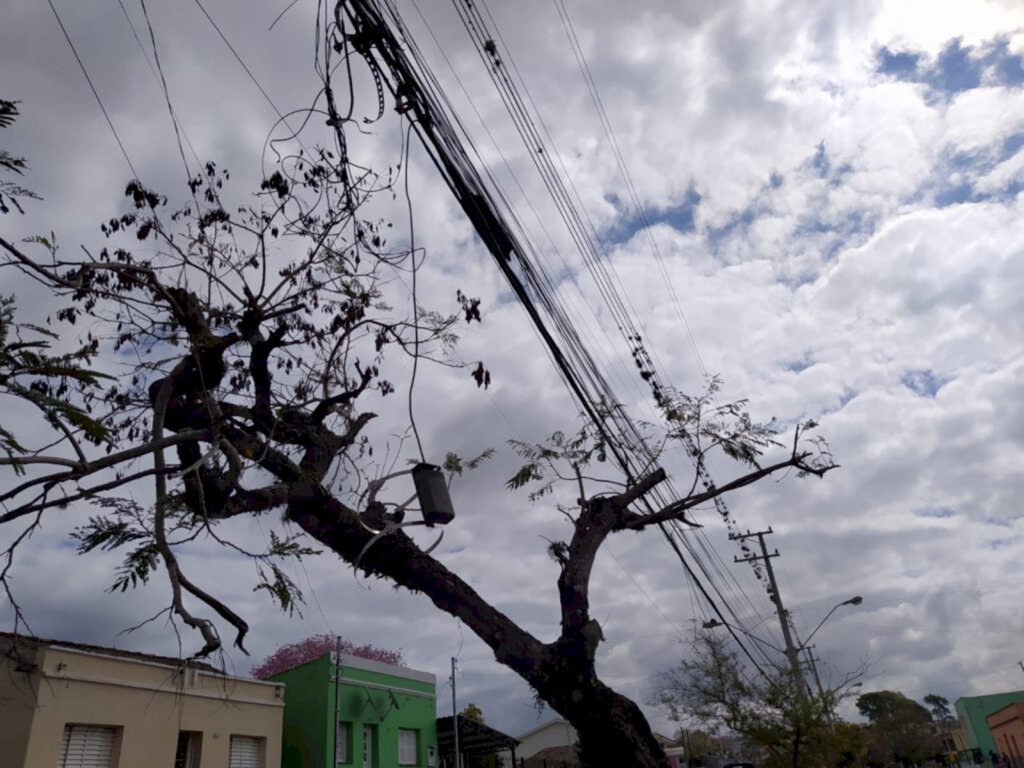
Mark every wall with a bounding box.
[0,644,38,768]
[957,692,1024,756]
[516,720,579,760]
[987,702,1024,762]
[1,643,283,768]
[271,651,438,768]
[273,652,333,768]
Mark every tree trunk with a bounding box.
[553,679,667,767]
[287,492,668,767]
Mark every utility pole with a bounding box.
[333,636,342,768]
[802,646,832,719]
[451,657,460,768]
[730,529,802,682]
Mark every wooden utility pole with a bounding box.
[730,528,803,682]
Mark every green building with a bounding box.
[956,690,1024,757]
[270,651,439,768]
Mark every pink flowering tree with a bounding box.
[251,634,404,679]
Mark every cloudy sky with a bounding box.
[3,0,1024,741]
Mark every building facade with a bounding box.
[956,691,1024,757]
[515,719,579,762]
[0,632,283,768]
[270,651,438,768]
[987,702,1024,763]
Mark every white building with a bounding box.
[516,718,579,761]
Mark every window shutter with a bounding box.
[228,735,262,768]
[58,725,116,768]
[398,729,417,765]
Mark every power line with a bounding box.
[192,0,303,146]
[547,0,804,615]
[48,0,140,180]
[445,0,772,623]
[339,0,775,675]
[137,0,198,188]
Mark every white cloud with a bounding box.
[3,0,1024,742]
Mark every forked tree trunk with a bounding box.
[288,493,668,767]
[543,674,667,767]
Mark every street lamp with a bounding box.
[800,595,863,651]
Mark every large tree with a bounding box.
[654,631,864,768]
[856,690,940,767]
[0,45,836,768]
[923,693,958,752]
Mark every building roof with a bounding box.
[523,745,578,767]
[956,691,1024,705]
[437,715,519,755]
[0,631,221,674]
[517,717,575,742]
[332,651,436,685]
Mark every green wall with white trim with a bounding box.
[271,652,438,768]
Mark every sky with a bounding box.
[3,0,1024,743]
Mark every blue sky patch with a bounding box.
[876,48,923,79]
[902,368,949,398]
[923,131,1024,208]
[1000,130,1024,160]
[838,387,857,408]
[811,141,830,178]
[606,186,701,245]
[914,505,955,519]
[986,538,1014,550]
[935,181,974,208]
[785,356,814,374]
[875,35,1024,99]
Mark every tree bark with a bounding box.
[535,664,668,767]
[285,489,668,767]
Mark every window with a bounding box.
[335,722,351,763]
[398,729,418,765]
[227,735,263,768]
[174,731,202,768]
[58,724,117,768]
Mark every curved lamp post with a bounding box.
[801,595,863,651]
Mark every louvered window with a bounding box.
[58,725,116,768]
[336,722,351,763]
[398,729,417,765]
[227,735,262,768]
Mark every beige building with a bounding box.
[0,632,283,768]
[987,702,1024,762]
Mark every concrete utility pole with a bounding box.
[451,657,460,768]
[730,528,803,682]
[802,646,831,716]
[333,636,342,768]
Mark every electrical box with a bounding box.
[412,463,455,526]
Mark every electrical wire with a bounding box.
[446,0,777,640]
[48,0,140,180]
[402,120,426,460]
[138,0,195,185]
[337,0,779,677]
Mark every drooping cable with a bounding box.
[444,0,776,638]
[334,0,776,671]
